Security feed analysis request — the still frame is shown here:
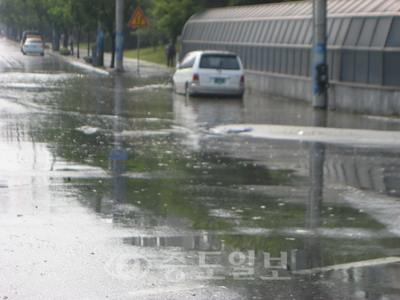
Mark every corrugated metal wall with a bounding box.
[181,0,400,88]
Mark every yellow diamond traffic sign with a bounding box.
[127,7,149,27]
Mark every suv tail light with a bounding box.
[193,73,199,84]
[240,75,245,86]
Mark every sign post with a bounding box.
[127,7,149,73]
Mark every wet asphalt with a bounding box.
[1,37,400,300]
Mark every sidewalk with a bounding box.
[48,49,174,77]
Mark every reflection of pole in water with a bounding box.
[94,76,104,213]
[312,108,328,127]
[307,142,325,229]
[113,75,123,126]
[109,75,127,215]
[305,142,325,269]
[291,109,327,272]
[113,75,123,199]
[307,108,327,230]
[96,76,104,116]
[305,108,327,269]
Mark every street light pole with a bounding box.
[312,0,329,108]
[116,0,124,72]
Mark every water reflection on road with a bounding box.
[1,45,400,298]
[105,86,400,298]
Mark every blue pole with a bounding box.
[312,0,329,108]
[116,0,124,72]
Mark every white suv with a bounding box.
[173,51,245,98]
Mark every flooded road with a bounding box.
[1,37,400,299]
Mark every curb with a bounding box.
[46,50,112,75]
[6,38,173,76]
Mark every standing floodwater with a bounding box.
[1,37,400,300]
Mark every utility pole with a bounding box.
[312,0,329,108]
[116,0,124,72]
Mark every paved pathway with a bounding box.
[50,49,174,77]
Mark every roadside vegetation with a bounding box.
[124,44,180,65]
[124,46,168,65]
[44,41,173,66]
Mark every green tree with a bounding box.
[67,0,96,58]
[0,0,40,39]
[152,0,229,43]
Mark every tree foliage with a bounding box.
[152,0,231,42]
[0,0,39,29]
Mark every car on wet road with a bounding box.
[172,50,245,98]
[22,37,45,56]
[20,30,41,50]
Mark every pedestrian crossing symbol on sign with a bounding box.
[127,7,149,27]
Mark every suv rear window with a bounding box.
[199,55,240,70]
[27,39,43,44]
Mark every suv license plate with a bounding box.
[214,78,225,84]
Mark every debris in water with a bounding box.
[75,126,100,135]
[210,127,253,135]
